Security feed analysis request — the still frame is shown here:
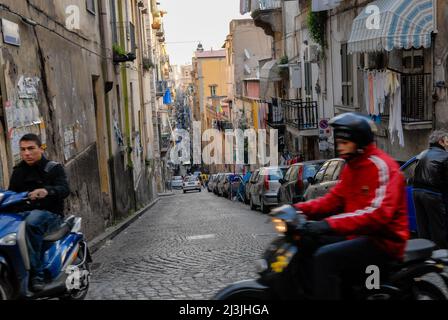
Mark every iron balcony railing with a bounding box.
[283,99,318,130]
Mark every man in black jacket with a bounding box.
[413,130,448,248]
[8,134,70,291]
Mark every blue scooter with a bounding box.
[0,191,91,300]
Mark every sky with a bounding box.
[159,0,250,66]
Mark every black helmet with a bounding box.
[329,113,375,148]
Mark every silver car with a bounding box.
[304,159,345,200]
[183,176,202,193]
[171,176,184,189]
[249,166,288,213]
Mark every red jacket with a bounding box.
[295,144,409,260]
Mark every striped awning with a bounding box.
[348,0,434,54]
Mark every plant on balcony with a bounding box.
[307,0,327,58]
[143,57,154,71]
[113,44,136,63]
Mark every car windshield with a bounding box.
[267,168,287,180]
[188,177,198,182]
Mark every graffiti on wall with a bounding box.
[4,75,45,164]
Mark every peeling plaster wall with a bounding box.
[0,1,111,239]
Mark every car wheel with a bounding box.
[199,189,202,192]
[183,190,186,194]
[260,199,269,214]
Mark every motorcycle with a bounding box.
[215,205,448,300]
[0,191,92,300]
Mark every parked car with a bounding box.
[183,175,202,193]
[207,174,216,192]
[304,159,346,201]
[249,166,288,213]
[277,160,325,205]
[213,173,224,195]
[223,174,243,199]
[303,156,420,235]
[217,173,232,197]
[240,171,253,203]
[245,169,260,204]
[171,176,184,189]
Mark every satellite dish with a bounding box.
[244,64,251,75]
[244,49,251,60]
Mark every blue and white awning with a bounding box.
[348,0,434,53]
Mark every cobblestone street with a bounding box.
[87,190,277,300]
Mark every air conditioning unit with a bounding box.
[304,45,319,63]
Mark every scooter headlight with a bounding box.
[272,218,287,234]
[0,233,17,246]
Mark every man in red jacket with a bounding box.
[294,113,409,299]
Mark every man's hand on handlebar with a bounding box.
[28,188,49,201]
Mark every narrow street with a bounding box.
[87,190,277,300]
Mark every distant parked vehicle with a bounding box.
[213,173,224,195]
[183,175,202,193]
[207,174,216,192]
[277,160,325,205]
[171,176,184,189]
[240,171,253,203]
[224,174,243,200]
[245,169,260,205]
[249,166,288,213]
[217,173,232,197]
[303,159,345,201]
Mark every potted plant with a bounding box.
[143,57,154,71]
[113,44,136,63]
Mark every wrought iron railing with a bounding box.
[283,99,318,130]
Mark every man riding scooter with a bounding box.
[290,113,409,300]
[8,134,70,292]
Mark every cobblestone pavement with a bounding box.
[87,189,277,300]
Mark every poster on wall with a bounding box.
[1,19,20,46]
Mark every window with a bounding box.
[403,49,424,74]
[210,85,217,97]
[86,0,96,15]
[341,43,353,106]
[303,164,320,180]
[289,166,299,181]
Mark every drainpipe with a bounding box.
[117,0,133,167]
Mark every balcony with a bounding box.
[250,0,282,36]
[267,100,284,127]
[380,73,433,129]
[160,134,171,154]
[156,80,168,97]
[284,99,318,130]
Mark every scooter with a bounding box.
[215,205,448,300]
[0,191,91,300]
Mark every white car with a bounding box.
[171,176,184,189]
[183,176,202,193]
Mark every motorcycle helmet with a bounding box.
[329,112,376,149]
